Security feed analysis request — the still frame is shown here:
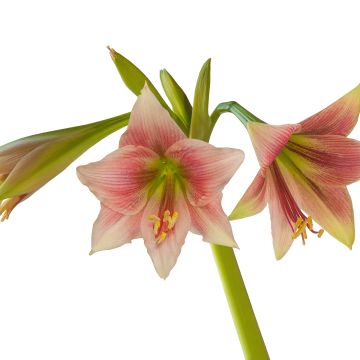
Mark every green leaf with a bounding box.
[160,69,192,127]
[189,59,212,141]
[0,113,129,199]
[108,47,188,134]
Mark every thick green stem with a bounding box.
[211,245,269,360]
[189,98,269,359]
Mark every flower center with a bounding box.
[148,210,179,244]
[271,162,324,244]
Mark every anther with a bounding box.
[157,231,167,244]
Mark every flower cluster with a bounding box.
[0,47,359,278]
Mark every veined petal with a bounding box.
[278,157,355,248]
[120,84,186,153]
[77,145,159,216]
[141,183,190,279]
[284,134,360,186]
[267,167,295,259]
[299,84,360,136]
[189,194,238,248]
[247,122,300,168]
[90,204,142,254]
[229,171,267,220]
[166,139,244,207]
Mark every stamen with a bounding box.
[291,215,324,244]
[167,211,178,230]
[317,229,324,238]
[153,220,161,235]
[157,231,167,244]
[0,197,21,222]
[148,210,179,244]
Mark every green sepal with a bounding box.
[160,69,192,127]
[189,59,212,141]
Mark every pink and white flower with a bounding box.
[230,84,360,259]
[77,85,244,278]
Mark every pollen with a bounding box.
[292,216,324,244]
[157,231,167,244]
[148,209,179,245]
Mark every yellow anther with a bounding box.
[317,229,324,238]
[307,216,313,231]
[157,231,167,244]
[163,210,171,224]
[167,211,179,230]
[153,220,161,235]
[148,214,160,221]
[295,217,303,228]
[292,218,308,240]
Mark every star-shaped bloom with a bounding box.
[77,85,244,278]
[230,84,360,259]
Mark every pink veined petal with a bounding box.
[90,204,142,254]
[120,84,186,154]
[77,145,159,216]
[229,170,268,220]
[284,134,360,186]
[189,194,238,248]
[166,139,244,207]
[266,167,295,260]
[278,158,355,248]
[298,84,360,136]
[247,122,300,168]
[141,183,190,279]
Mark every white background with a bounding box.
[0,1,359,359]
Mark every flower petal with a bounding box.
[120,84,186,153]
[77,145,159,216]
[284,134,360,186]
[266,167,295,259]
[141,184,190,279]
[298,84,360,136]
[278,158,355,248]
[229,171,267,220]
[247,122,300,168]
[90,204,142,254]
[189,194,238,248]
[166,139,244,207]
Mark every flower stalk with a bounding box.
[189,60,269,359]
[211,246,269,360]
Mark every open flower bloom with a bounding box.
[77,85,244,278]
[0,114,129,221]
[230,84,360,259]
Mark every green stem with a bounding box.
[189,100,269,359]
[211,245,269,360]
[210,101,265,132]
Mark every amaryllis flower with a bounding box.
[77,85,244,278]
[0,113,129,221]
[230,84,360,259]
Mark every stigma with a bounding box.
[148,210,179,244]
[292,215,324,244]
